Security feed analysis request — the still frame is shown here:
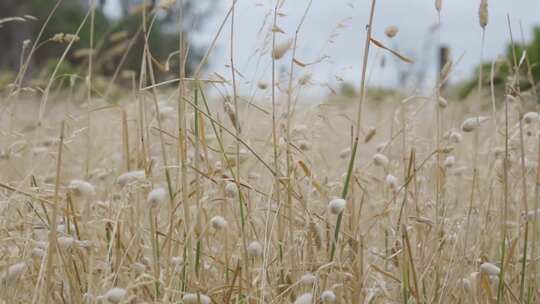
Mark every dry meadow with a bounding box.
[1,0,540,303]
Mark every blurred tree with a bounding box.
[460,26,540,102]
[0,0,34,71]
[0,0,211,82]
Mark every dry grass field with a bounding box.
[1,0,540,303]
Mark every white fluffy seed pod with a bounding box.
[147,188,168,207]
[328,198,346,215]
[1,262,27,283]
[116,170,145,187]
[210,216,228,230]
[443,155,455,168]
[294,293,313,304]
[300,273,317,285]
[224,182,238,198]
[523,112,539,124]
[480,262,500,276]
[58,236,78,249]
[182,293,211,304]
[384,25,398,38]
[386,174,398,190]
[321,290,337,302]
[449,131,462,144]
[104,287,127,304]
[272,39,292,60]
[247,241,263,257]
[68,180,95,197]
[373,153,389,167]
[461,116,489,132]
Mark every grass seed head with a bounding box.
[384,25,398,38]
[448,131,462,143]
[147,187,168,207]
[104,287,127,304]
[523,111,539,124]
[210,215,228,230]
[68,179,95,197]
[247,241,263,257]
[461,116,489,132]
[328,198,346,215]
[439,59,453,83]
[300,273,317,285]
[271,25,285,33]
[182,293,211,304]
[294,293,313,304]
[225,182,238,198]
[51,33,80,44]
[116,170,145,187]
[272,39,292,60]
[435,0,442,12]
[373,153,389,167]
[1,262,27,283]
[364,126,377,143]
[438,96,448,108]
[385,174,398,190]
[479,262,500,276]
[321,290,337,302]
[479,0,488,28]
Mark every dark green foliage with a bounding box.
[460,27,540,101]
[1,0,207,84]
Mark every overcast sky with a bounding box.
[106,0,540,97]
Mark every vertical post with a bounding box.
[439,45,450,92]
